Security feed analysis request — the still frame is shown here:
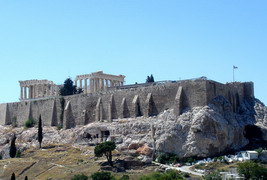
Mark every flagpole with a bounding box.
[233,65,238,82]
[233,66,235,82]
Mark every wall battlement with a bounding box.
[0,79,254,128]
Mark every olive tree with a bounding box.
[94,141,116,166]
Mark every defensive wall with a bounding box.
[0,78,254,128]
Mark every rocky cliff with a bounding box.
[0,96,266,159]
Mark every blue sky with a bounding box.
[0,1,266,104]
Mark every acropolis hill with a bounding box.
[1,71,267,160]
[0,71,254,128]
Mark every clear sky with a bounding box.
[0,1,266,105]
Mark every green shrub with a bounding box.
[71,174,88,180]
[139,170,183,180]
[24,117,35,128]
[182,172,190,178]
[185,157,196,164]
[237,161,267,179]
[203,171,222,180]
[16,149,22,158]
[157,152,180,164]
[91,172,114,180]
[255,147,263,154]
[120,175,129,180]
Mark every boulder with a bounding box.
[136,144,153,156]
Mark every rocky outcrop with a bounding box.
[1,97,267,159]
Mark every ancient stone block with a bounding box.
[50,99,58,126]
[131,95,142,117]
[174,86,183,116]
[144,93,158,117]
[120,98,130,118]
[63,101,75,129]
[95,97,103,121]
[5,104,11,125]
[27,102,33,121]
[108,95,117,122]
[0,104,11,125]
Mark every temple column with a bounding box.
[29,86,32,99]
[84,79,88,93]
[98,79,101,91]
[101,79,104,90]
[24,86,27,99]
[94,78,97,92]
[105,79,108,90]
[75,80,78,87]
[90,79,94,93]
[20,86,23,100]
[32,86,35,98]
[79,79,83,89]
[98,78,101,91]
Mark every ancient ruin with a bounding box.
[1,73,267,160]
[75,71,125,93]
[19,79,59,100]
[18,71,125,101]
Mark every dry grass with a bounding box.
[0,144,155,180]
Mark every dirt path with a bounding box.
[152,162,204,176]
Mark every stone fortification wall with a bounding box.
[0,79,254,128]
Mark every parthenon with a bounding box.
[19,80,58,100]
[19,71,125,101]
[75,71,125,93]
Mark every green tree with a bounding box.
[9,135,17,158]
[91,172,113,180]
[237,161,267,180]
[146,76,151,83]
[60,78,79,96]
[11,172,16,180]
[71,174,88,180]
[94,141,116,166]
[38,115,43,148]
[150,74,154,82]
[146,74,155,83]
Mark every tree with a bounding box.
[38,115,43,149]
[71,174,88,180]
[146,74,155,83]
[9,135,17,158]
[24,176,28,180]
[150,74,154,82]
[94,141,116,166]
[11,172,16,180]
[60,78,79,96]
[237,161,267,180]
[146,76,151,83]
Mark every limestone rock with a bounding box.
[136,144,153,156]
